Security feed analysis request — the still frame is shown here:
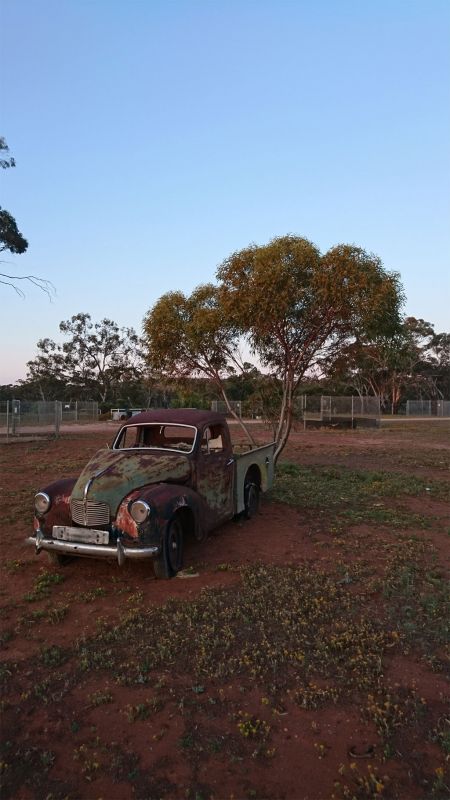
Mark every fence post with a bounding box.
[12,399,19,435]
[6,400,9,441]
[75,401,78,422]
[351,396,354,428]
[55,401,62,438]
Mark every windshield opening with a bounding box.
[113,423,197,453]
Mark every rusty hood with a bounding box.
[71,449,191,518]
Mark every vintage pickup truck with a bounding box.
[28,409,275,578]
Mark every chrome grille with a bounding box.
[71,499,110,527]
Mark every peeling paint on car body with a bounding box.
[29,409,275,569]
[71,449,191,517]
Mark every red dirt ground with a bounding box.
[0,421,448,800]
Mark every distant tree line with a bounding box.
[2,235,448,460]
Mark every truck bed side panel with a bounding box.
[233,443,275,514]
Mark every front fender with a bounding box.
[35,477,77,533]
[115,483,204,543]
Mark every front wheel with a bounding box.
[244,482,260,519]
[153,517,184,579]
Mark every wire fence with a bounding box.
[211,395,381,427]
[0,400,98,440]
[299,395,381,428]
[406,399,450,417]
[211,400,243,417]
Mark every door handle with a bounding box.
[226,458,234,467]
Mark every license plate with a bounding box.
[52,526,109,545]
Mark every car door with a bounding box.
[195,424,234,530]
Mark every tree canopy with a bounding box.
[25,313,144,403]
[217,235,403,459]
[143,284,255,442]
[322,317,450,412]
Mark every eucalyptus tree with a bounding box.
[217,235,403,460]
[143,283,256,444]
[26,313,144,403]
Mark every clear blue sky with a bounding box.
[1,0,449,385]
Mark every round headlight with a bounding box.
[129,500,151,523]
[35,492,51,515]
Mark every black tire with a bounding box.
[154,517,184,579]
[244,482,260,519]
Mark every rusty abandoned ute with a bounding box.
[28,410,275,578]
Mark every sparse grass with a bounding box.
[23,570,64,602]
[76,564,394,691]
[3,559,33,574]
[39,644,67,667]
[273,463,449,505]
[88,689,113,707]
[1,424,448,799]
[383,559,449,654]
[79,587,107,602]
[271,463,446,528]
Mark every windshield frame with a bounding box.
[112,422,198,455]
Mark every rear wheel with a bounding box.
[244,481,260,519]
[154,517,184,579]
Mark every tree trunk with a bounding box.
[274,370,295,464]
[220,387,256,446]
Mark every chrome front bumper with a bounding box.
[27,528,159,566]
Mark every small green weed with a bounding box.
[39,644,67,667]
[79,587,107,602]
[89,690,113,707]
[24,570,64,602]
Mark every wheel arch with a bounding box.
[244,464,262,489]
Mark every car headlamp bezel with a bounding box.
[34,492,51,516]
[129,499,151,524]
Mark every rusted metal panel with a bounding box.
[233,443,276,514]
[30,410,275,568]
[120,409,226,428]
[71,449,191,517]
[36,477,77,533]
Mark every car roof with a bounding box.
[120,408,227,429]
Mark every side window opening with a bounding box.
[201,425,224,454]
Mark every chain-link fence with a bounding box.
[406,399,450,417]
[0,400,98,440]
[210,395,380,427]
[300,395,380,428]
[211,400,243,417]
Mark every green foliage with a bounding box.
[144,284,238,377]
[0,207,28,255]
[0,136,16,169]
[216,235,404,458]
[271,462,447,527]
[25,313,144,403]
[322,316,449,412]
[144,284,255,441]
